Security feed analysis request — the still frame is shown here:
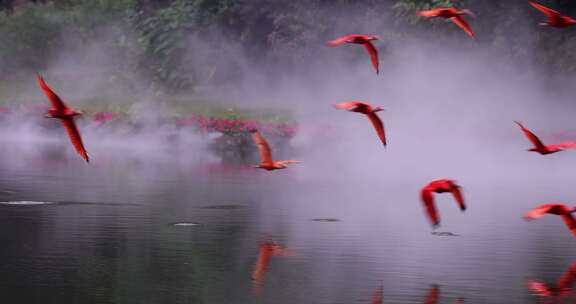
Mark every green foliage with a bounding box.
[0,3,66,76]
[130,0,196,93]
[1,0,576,90]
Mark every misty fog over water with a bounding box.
[1,0,576,303]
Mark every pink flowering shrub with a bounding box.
[175,115,297,138]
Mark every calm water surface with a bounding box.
[0,141,574,304]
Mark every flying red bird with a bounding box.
[421,179,466,227]
[327,34,380,74]
[334,101,386,147]
[37,74,89,163]
[529,1,576,28]
[250,129,300,170]
[417,7,476,38]
[527,261,576,299]
[524,204,576,237]
[515,121,576,155]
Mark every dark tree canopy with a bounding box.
[0,0,575,92]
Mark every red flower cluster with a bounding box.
[176,115,298,138]
[93,112,116,125]
[0,105,298,138]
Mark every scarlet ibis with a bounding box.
[529,1,576,28]
[421,179,466,227]
[515,121,576,155]
[37,74,89,163]
[328,34,380,74]
[250,129,300,170]
[334,101,386,147]
[417,7,476,38]
[524,204,576,237]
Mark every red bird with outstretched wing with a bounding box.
[529,1,576,28]
[524,204,576,237]
[515,121,576,155]
[37,75,89,163]
[417,7,476,38]
[421,179,466,227]
[328,34,380,74]
[334,101,387,147]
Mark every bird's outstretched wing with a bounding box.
[251,130,273,165]
[560,214,576,238]
[416,8,445,18]
[515,121,546,150]
[61,118,89,163]
[363,41,380,74]
[527,280,553,297]
[549,142,576,150]
[450,16,475,38]
[37,74,66,111]
[366,112,386,146]
[422,188,439,227]
[327,35,353,46]
[529,1,562,19]
[450,186,466,211]
[276,160,301,166]
[558,262,576,289]
[334,101,363,111]
[523,204,559,220]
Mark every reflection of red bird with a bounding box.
[524,204,576,237]
[334,101,386,147]
[515,121,576,155]
[251,241,291,293]
[527,261,576,299]
[424,285,440,304]
[250,129,300,171]
[372,285,383,304]
[529,2,576,28]
[423,285,464,304]
[327,34,380,74]
[37,74,89,163]
[417,7,475,38]
[421,179,466,227]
